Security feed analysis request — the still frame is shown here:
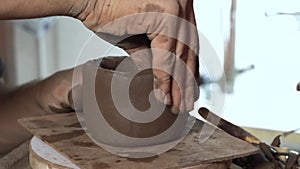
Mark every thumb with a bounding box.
[69,85,83,112]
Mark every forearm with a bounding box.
[0,66,77,155]
[0,81,45,155]
[0,0,87,19]
[0,81,45,116]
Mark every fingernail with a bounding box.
[70,85,83,112]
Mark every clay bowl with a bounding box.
[81,56,194,148]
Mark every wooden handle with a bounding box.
[198,107,261,145]
[297,82,300,91]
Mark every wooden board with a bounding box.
[29,137,232,169]
[19,113,259,169]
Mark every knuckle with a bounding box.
[154,76,171,86]
[143,1,180,15]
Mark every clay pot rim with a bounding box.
[96,58,153,78]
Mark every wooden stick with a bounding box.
[198,107,261,145]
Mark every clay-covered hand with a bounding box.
[37,67,82,114]
[72,0,200,113]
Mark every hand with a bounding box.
[37,67,82,114]
[0,67,83,155]
[74,0,200,113]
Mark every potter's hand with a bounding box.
[37,67,82,114]
[0,67,83,155]
[74,0,200,113]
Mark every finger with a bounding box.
[181,43,199,111]
[185,8,200,101]
[153,68,172,105]
[183,53,199,112]
[186,0,196,25]
[149,34,176,106]
[70,64,83,112]
[172,41,199,113]
[69,85,83,112]
[186,49,200,101]
[171,77,181,114]
[170,41,187,114]
[170,55,188,114]
[170,6,199,112]
[182,3,200,104]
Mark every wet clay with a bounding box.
[95,56,178,138]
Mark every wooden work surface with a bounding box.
[19,113,259,169]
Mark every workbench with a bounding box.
[18,113,259,169]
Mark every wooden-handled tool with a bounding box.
[297,82,300,91]
[199,107,300,169]
[198,107,261,145]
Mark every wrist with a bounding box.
[0,80,46,115]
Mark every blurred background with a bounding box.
[0,0,299,134]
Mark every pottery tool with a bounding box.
[198,107,300,169]
[198,107,261,145]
